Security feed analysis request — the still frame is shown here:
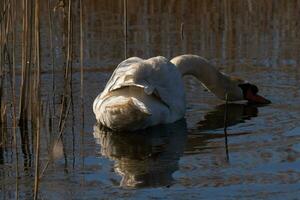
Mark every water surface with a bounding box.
[1,1,300,199]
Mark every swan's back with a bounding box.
[93,56,186,131]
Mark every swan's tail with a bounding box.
[94,96,151,131]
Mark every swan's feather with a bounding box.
[93,56,186,130]
[100,56,185,115]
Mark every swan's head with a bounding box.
[239,83,271,104]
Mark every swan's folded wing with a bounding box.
[100,57,144,98]
[100,56,186,117]
[144,57,186,117]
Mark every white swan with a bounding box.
[93,55,270,131]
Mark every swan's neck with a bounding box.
[171,55,244,101]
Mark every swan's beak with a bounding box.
[246,91,271,104]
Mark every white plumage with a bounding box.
[93,56,186,131]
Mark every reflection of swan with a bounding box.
[198,103,258,131]
[93,55,270,131]
[93,120,187,188]
[185,103,260,154]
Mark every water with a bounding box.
[1,0,300,199]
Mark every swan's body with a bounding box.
[93,56,185,130]
[93,55,270,131]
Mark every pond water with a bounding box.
[1,0,300,199]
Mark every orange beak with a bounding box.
[246,90,271,104]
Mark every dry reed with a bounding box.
[223,93,229,162]
[79,0,85,168]
[19,0,29,126]
[181,23,184,40]
[58,0,73,132]
[80,0,84,127]
[123,0,127,59]
[47,0,56,118]
[0,0,87,198]
[33,0,41,198]
[11,0,19,198]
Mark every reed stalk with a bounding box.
[33,0,41,198]
[79,0,86,169]
[11,0,19,198]
[65,0,72,79]
[47,0,55,116]
[58,0,72,132]
[70,7,75,169]
[123,0,127,59]
[181,23,184,40]
[0,0,11,132]
[0,1,5,127]
[19,0,29,126]
[79,0,85,159]
[80,0,84,124]
[223,93,229,162]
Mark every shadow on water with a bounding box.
[198,103,258,132]
[93,119,187,188]
[185,103,261,155]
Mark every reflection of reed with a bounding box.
[93,120,187,188]
[0,132,3,165]
[19,123,32,171]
